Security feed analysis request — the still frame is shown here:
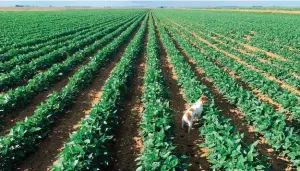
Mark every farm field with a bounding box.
[0,8,299,171]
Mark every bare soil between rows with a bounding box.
[0,57,89,136]
[162,23,294,170]
[166,20,300,132]
[154,17,211,171]
[105,18,149,171]
[0,27,125,134]
[167,18,300,95]
[208,33,300,85]
[15,21,143,171]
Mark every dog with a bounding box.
[181,93,208,134]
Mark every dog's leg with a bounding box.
[188,121,193,134]
[197,112,202,121]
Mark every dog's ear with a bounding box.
[199,93,204,99]
[200,93,209,103]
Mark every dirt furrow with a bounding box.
[153,17,211,171]
[183,53,292,171]
[0,24,135,134]
[165,23,285,111]
[0,58,89,135]
[216,60,283,110]
[15,22,143,171]
[166,18,300,95]
[211,60,300,131]
[211,31,289,61]
[292,73,300,79]
[209,34,299,79]
[106,18,148,171]
[165,23,300,130]
[163,25,294,170]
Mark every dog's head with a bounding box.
[199,93,209,104]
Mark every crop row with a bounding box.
[247,37,300,62]
[172,20,300,75]
[206,32,300,78]
[161,18,300,169]
[0,16,123,62]
[136,15,188,171]
[163,19,300,130]
[154,15,268,170]
[0,10,146,51]
[0,17,127,72]
[0,13,146,170]
[209,36,300,89]
[51,13,148,171]
[165,17,300,90]
[213,33,300,75]
[212,32,300,125]
[156,10,300,62]
[0,14,142,118]
[0,14,142,91]
[0,12,81,47]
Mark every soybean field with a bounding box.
[0,8,300,171]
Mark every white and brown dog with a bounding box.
[182,94,208,134]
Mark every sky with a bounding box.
[1,1,300,7]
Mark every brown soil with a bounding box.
[15,21,143,171]
[257,57,282,69]
[202,34,299,81]
[257,59,299,83]
[167,20,300,131]
[243,43,288,61]
[163,25,294,170]
[292,73,300,79]
[282,45,296,51]
[105,18,149,171]
[232,46,253,55]
[190,59,293,171]
[154,18,212,171]
[0,55,72,93]
[0,58,89,135]
[211,32,300,73]
[227,47,299,79]
[220,62,282,110]
[212,31,288,62]
[244,34,252,40]
[0,26,124,135]
[214,62,300,131]
[0,26,121,94]
[166,22,275,108]
[167,24,300,128]
[167,19,300,95]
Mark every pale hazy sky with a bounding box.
[1,1,300,7]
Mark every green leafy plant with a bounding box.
[136,15,189,171]
[0,17,125,73]
[0,16,141,91]
[154,15,269,170]
[0,14,142,117]
[160,17,300,169]
[0,13,146,170]
[51,13,148,171]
